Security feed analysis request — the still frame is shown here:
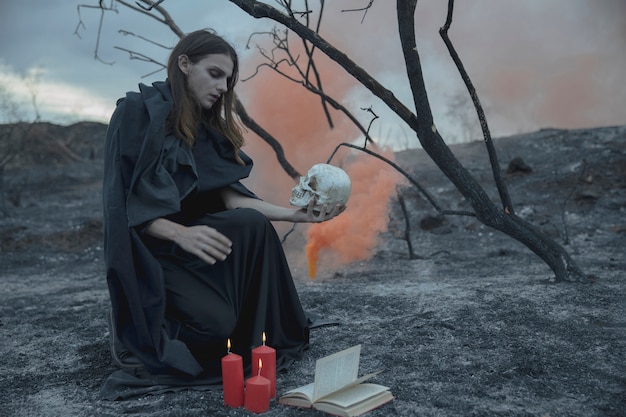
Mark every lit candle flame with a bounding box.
[258,358,263,376]
[262,331,266,345]
[226,338,231,353]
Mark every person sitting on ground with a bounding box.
[102,29,344,382]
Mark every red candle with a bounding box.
[244,359,271,414]
[221,339,244,408]
[251,332,276,397]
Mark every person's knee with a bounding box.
[222,208,271,238]
[186,310,238,341]
[235,207,269,226]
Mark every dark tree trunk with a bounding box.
[396,0,587,282]
[230,0,589,282]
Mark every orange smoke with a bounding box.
[306,149,402,278]
[238,47,359,204]
[237,34,403,277]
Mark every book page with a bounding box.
[312,345,361,402]
[315,383,390,408]
[282,381,315,402]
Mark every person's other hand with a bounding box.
[175,225,232,265]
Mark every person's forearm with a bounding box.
[221,187,345,224]
[144,218,186,242]
[224,190,296,221]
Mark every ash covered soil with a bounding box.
[0,122,624,417]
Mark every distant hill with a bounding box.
[0,121,107,168]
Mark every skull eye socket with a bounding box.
[309,177,318,191]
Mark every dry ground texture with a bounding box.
[0,122,624,416]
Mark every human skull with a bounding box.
[289,163,351,213]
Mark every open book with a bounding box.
[279,345,394,417]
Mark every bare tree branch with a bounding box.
[230,0,419,129]
[296,0,335,128]
[135,0,165,11]
[113,46,167,78]
[231,0,587,281]
[118,29,172,49]
[439,0,514,214]
[117,0,184,37]
[74,2,118,65]
[243,26,376,145]
[341,0,375,24]
[396,187,422,260]
[327,142,475,217]
[77,0,588,281]
[360,106,379,147]
[396,0,586,281]
[234,98,301,179]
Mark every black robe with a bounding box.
[102,81,308,381]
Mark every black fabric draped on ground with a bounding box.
[100,312,338,401]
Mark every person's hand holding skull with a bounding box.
[289,163,351,222]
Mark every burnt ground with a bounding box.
[0,122,624,417]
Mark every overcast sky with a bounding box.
[1,0,625,145]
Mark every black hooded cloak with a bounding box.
[102,81,309,381]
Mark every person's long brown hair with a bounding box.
[167,29,245,164]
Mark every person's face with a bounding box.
[178,53,234,110]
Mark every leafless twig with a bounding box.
[135,0,165,11]
[118,30,172,49]
[117,0,184,37]
[327,142,475,218]
[341,0,375,24]
[360,106,379,148]
[396,187,423,259]
[74,2,118,65]
[439,0,514,214]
